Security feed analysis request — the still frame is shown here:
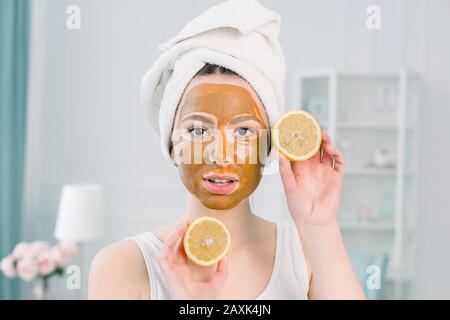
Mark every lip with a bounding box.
[202,173,240,195]
[202,173,240,181]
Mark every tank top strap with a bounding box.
[126,232,169,299]
[254,221,309,299]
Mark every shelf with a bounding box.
[338,122,398,130]
[345,167,414,176]
[296,67,419,299]
[339,221,396,231]
[338,72,401,79]
[340,220,415,234]
[294,68,407,80]
[323,123,415,130]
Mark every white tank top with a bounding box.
[126,222,309,299]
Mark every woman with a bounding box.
[89,0,365,300]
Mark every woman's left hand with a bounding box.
[278,131,345,227]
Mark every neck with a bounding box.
[184,194,257,250]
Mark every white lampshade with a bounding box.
[54,184,104,242]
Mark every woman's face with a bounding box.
[171,75,269,210]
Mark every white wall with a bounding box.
[24,0,450,299]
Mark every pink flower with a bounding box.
[12,242,30,259]
[36,251,56,276]
[0,255,17,278]
[16,258,38,281]
[50,246,70,268]
[27,241,51,258]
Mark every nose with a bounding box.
[206,129,233,165]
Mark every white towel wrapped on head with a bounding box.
[140,0,286,162]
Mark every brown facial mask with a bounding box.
[171,80,269,210]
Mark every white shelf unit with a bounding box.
[292,67,420,299]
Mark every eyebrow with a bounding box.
[229,114,263,126]
[181,113,215,125]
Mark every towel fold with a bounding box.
[140,0,286,162]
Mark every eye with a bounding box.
[235,127,255,138]
[188,126,208,137]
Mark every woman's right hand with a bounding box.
[158,219,229,300]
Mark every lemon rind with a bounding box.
[272,110,322,161]
[183,216,231,267]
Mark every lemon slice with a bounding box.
[183,217,231,267]
[272,110,322,161]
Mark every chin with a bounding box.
[200,196,244,211]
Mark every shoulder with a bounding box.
[88,240,149,299]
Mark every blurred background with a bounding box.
[1,0,449,299]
